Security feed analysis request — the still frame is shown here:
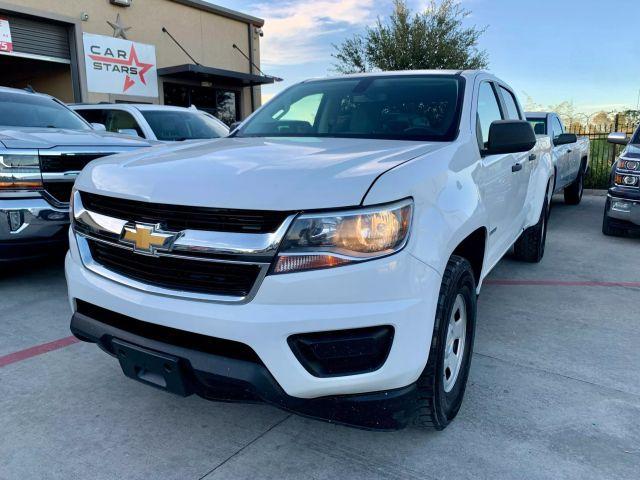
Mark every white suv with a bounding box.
[66,71,553,430]
[71,104,229,141]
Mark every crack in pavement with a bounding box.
[474,351,640,399]
[198,414,293,479]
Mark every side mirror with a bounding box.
[229,121,242,131]
[117,128,141,137]
[608,132,629,145]
[485,120,537,155]
[90,122,106,131]
[554,133,577,146]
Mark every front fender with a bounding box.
[362,140,488,277]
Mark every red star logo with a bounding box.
[89,44,154,93]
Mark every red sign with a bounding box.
[0,17,13,53]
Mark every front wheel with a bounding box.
[413,256,476,430]
[513,198,548,263]
[564,170,584,205]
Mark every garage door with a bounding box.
[2,14,70,62]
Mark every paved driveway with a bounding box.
[1,193,639,480]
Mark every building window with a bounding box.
[163,82,241,126]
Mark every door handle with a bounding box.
[512,163,523,172]
[529,154,537,162]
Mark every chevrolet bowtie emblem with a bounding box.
[120,223,179,255]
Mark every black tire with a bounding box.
[564,169,584,205]
[602,199,627,237]
[413,256,476,430]
[513,198,548,263]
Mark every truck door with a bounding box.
[551,115,570,187]
[497,85,530,229]
[476,81,523,263]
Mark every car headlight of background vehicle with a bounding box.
[273,199,413,274]
[0,153,42,191]
[617,158,640,172]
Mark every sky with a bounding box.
[210,0,640,113]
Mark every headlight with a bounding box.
[615,173,639,187]
[0,153,42,191]
[617,158,640,171]
[273,199,413,274]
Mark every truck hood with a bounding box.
[76,136,448,210]
[0,127,153,149]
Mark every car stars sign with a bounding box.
[83,33,158,97]
[0,17,13,53]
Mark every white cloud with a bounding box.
[253,0,378,66]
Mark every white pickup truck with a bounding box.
[526,112,590,204]
[66,70,553,430]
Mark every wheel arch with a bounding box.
[450,227,487,286]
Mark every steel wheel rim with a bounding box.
[443,294,467,393]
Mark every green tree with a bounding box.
[332,0,488,73]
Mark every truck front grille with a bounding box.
[80,191,291,233]
[87,240,261,298]
[40,154,110,173]
[41,153,118,206]
[42,182,74,204]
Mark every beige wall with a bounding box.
[0,0,263,116]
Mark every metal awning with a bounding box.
[157,64,277,87]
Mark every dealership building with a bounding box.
[0,0,275,123]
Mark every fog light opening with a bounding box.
[612,201,631,213]
[8,210,23,232]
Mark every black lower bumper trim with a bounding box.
[70,309,417,430]
[0,230,68,262]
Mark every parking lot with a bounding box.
[1,193,639,480]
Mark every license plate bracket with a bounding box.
[111,338,192,397]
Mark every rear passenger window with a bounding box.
[476,82,503,150]
[499,86,522,120]
[76,109,144,138]
[105,110,144,137]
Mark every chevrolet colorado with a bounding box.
[0,87,153,261]
[66,71,554,430]
[526,112,590,204]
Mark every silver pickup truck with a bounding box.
[0,87,153,262]
[526,112,590,205]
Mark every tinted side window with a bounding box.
[75,109,144,137]
[499,86,522,120]
[75,109,107,126]
[106,110,144,137]
[476,82,503,149]
[551,116,563,139]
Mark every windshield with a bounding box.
[141,110,229,141]
[527,117,547,135]
[237,75,464,141]
[0,92,90,130]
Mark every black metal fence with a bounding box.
[565,122,637,189]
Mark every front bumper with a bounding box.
[70,306,419,430]
[0,196,69,261]
[606,194,640,228]
[65,231,441,402]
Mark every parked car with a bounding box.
[526,112,590,204]
[0,87,154,262]
[66,71,553,430]
[602,129,640,236]
[71,104,229,141]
